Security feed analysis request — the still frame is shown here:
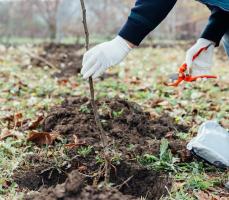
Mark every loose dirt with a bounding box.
[15,97,191,200]
[30,43,83,77]
[25,170,138,200]
[24,161,171,200]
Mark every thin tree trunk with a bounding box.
[79,0,106,147]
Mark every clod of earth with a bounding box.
[25,161,171,200]
[25,170,138,200]
[110,161,171,200]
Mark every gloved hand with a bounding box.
[81,36,132,79]
[185,38,215,76]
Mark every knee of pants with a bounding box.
[223,32,229,58]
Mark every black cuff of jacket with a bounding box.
[201,22,227,46]
[118,18,151,46]
[200,7,229,46]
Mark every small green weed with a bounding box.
[77,146,93,158]
[79,105,91,114]
[138,139,179,172]
[112,109,124,117]
[185,174,220,190]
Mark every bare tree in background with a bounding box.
[0,0,209,43]
[88,0,132,38]
[33,0,61,40]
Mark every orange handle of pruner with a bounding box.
[186,75,217,82]
[179,63,187,73]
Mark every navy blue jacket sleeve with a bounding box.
[118,0,177,46]
[201,6,229,46]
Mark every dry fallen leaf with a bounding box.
[2,112,24,128]
[27,114,44,130]
[195,191,213,200]
[78,165,87,173]
[0,98,6,103]
[194,190,226,200]
[57,79,69,86]
[65,135,86,149]
[129,77,141,85]
[221,120,229,129]
[14,112,23,120]
[0,128,24,140]
[165,131,174,139]
[27,131,60,145]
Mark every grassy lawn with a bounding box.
[0,44,228,199]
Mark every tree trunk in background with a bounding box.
[49,23,57,40]
[170,6,177,40]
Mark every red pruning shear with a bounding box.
[165,44,217,87]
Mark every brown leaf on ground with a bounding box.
[57,79,69,86]
[78,165,87,173]
[14,112,23,120]
[14,112,23,127]
[129,77,141,85]
[0,128,23,141]
[65,135,86,149]
[0,98,6,103]
[165,131,174,139]
[27,131,60,145]
[195,191,214,200]
[2,112,24,128]
[27,114,44,130]
[221,119,229,129]
[195,190,227,200]
[149,99,164,108]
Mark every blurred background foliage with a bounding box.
[0,0,210,44]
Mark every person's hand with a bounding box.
[81,36,132,79]
[185,38,215,76]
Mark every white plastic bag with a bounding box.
[187,121,229,168]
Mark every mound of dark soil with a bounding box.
[43,96,189,157]
[31,43,83,77]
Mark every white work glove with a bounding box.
[81,36,132,79]
[185,38,215,76]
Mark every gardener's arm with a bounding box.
[201,6,229,46]
[81,0,177,79]
[185,6,229,75]
[119,0,177,46]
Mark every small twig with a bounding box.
[104,157,111,184]
[79,0,106,148]
[25,51,57,69]
[114,175,134,190]
[93,164,104,187]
